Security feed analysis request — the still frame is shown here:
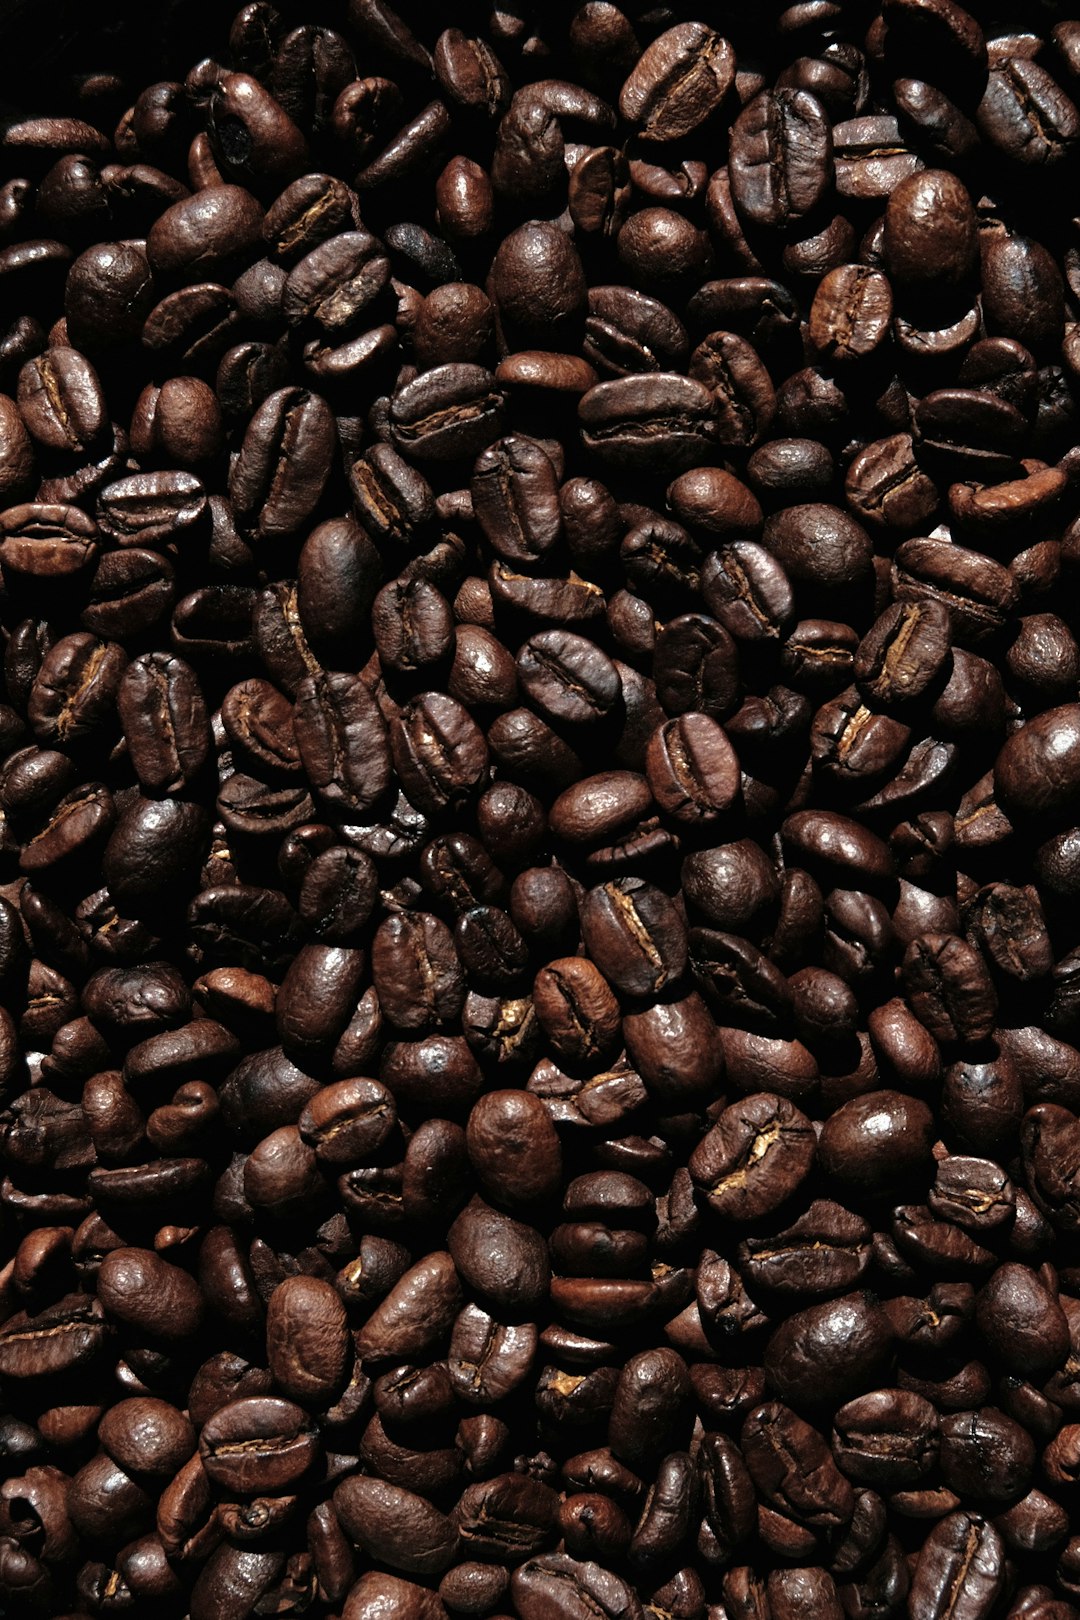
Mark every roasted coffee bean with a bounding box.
[512,1554,643,1620]
[0,1293,109,1379]
[391,365,505,463]
[27,632,127,747]
[96,1247,204,1339]
[902,934,998,1044]
[266,1275,349,1406]
[452,1473,559,1561]
[654,613,741,720]
[579,878,687,999]
[517,632,620,728]
[199,1396,318,1495]
[893,537,1019,645]
[334,1476,457,1576]
[465,1088,561,1208]
[282,230,389,337]
[471,435,560,565]
[730,89,833,230]
[907,1511,1005,1620]
[854,601,951,708]
[619,25,734,142]
[818,1091,936,1198]
[97,469,208,549]
[448,1195,550,1313]
[764,1292,893,1408]
[117,653,210,795]
[583,287,686,380]
[764,504,872,597]
[579,374,716,473]
[533,958,620,1066]
[690,1094,815,1222]
[17,347,106,456]
[645,714,739,822]
[229,385,335,540]
[690,927,791,1029]
[737,1198,871,1300]
[702,541,794,643]
[831,1388,939,1488]
[293,672,391,814]
[0,501,98,583]
[809,265,892,364]
[391,692,488,814]
[742,1400,854,1531]
[975,1263,1070,1376]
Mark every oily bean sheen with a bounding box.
[6,5,1080,1620]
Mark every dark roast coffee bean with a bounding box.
[390,692,488,814]
[809,265,892,363]
[738,1199,871,1299]
[517,632,620,727]
[0,501,98,580]
[199,1396,318,1495]
[17,347,106,456]
[906,1511,1005,1620]
[741,1400,854,1530]
[228,385,335,539]
[391,365,505,463]
[854,601,951,708]
[729,89,833,230]
[117,653,210,795]
[619,25,735,142]
[690,1094,815,1222]
[763,1292,893,1408]
[579,374,716,473]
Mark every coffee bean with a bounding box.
[391,364,505,462]
[764,504,873,596]
[334,1477,457,1576]
[579,877,687,998]
[448,1195,550,1313]
[390,691,489,813]
[975,1263,1070,1376]
[17,347,107,456]
[0,1292,109,1379]
[907,1510,1005,1620]
[818,1090,936,1196]
[228,385,335,539]
[266,1274,349,1405]
[854,600,952,707]
[517,631,620,727]
[809,265,892,363]
[117,652,210,794]
[644,714,739,823]
[738,1199,871,1298]
[730,89,833,230]
[902,933,998,1044]
[343,1573,447,1620]
[619,25,735,143]
[199,1395,318,1495]
[96,1247,204,1339]
[764,1292,893,1407]
[741,1400,854,1531]
[471,435,561,565]
[466,1088,561,1208]
[690,1094,816,1222]
[579,374,716,473]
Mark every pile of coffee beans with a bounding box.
[8,0,1080,1616]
